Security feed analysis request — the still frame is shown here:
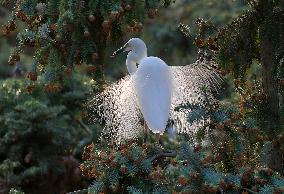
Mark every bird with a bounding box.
[89,38,223,144]
[111,38,173,134]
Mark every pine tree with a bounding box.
[0,74,96,193]
[1,0,173,85]
[172,0,284,176]
[1,0,284,193]
[0,0,174,193]
[76,0,284,192]
[215,0,284,174]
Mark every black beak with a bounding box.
[110,45,127,58]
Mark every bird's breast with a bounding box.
[133,56,173,134]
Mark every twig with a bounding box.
[149,150,177,162]
[66,188,88,194]
[242,187,258,194]
[75,118,92,134]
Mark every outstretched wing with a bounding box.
[88,76,142,144]
[133,57,172,134]
[170,60,223,136]
[88,59,223,143]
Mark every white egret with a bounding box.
[89,38,222,144]
[111,38,173,134]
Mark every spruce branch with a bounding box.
[149,150,177,162]
[242,187,258,194]
[75,117,92,134]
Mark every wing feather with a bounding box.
[89,59,223,143]
[170,60,223,136]
[88,76,142,143]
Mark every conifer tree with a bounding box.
[77,0,284,192]
[0,0,174,193]
[1,0,173,86]
[215,0,284,174]
[1,0,284,193]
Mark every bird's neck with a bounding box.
[126,51,147,75]
[126,58,138,75]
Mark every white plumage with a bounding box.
[89,38,222,143]
[134,56,172,134]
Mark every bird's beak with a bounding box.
[110,44,129,58]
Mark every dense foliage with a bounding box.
[1,0,173,84]
[77,140,284,194]
[216,0,284,174]
[76,0,284,193]
[76,86,284,193]
[0,73,96,193]
[0,0,175,193]
[0,0,283,194]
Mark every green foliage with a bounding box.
[2,0,174,85]
[175,0,284,175]
[0,73,96,193]
[1,0,284,193]
[88,181,104,194]
[80,140,284,193]
[0,0,176,192]
[127,186,143,194]
[162,3,284,172]
[216,0,284,132]
[0,38,13,78]
[142,0,248,66]
[77,1,284,192]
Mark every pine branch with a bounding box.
[75,118,92,134]
[242,187,258,194]
[149,150,177,162]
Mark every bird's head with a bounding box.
[111,38,147,62]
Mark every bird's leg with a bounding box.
[158,134,163,145]
[155,133,162,146]
[143,120,148,143]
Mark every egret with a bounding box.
[111,38,172,134]
[89,38,222,144]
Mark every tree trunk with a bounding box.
[88,0,107,87]
[260,0,283,174]
[261,35,280,132]
[260,0,280,133]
